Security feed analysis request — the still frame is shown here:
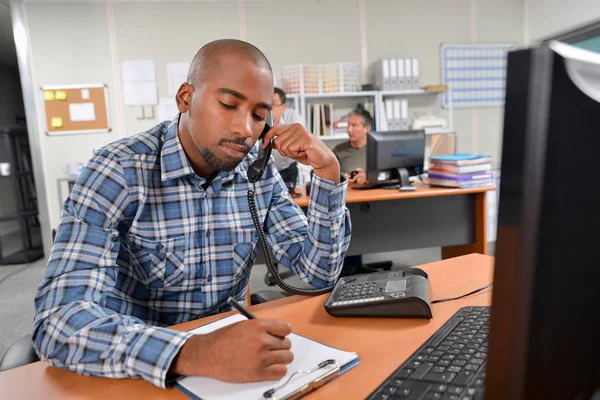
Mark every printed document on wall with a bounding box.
[122,60,158,106]
[167,62,190,96]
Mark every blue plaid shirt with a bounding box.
[33,118,351,388]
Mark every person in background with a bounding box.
[331,107,373,185]
[271,87,305,189]
[332,107,374,276]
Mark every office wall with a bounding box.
[527,0,600,42]
[25,3,122,232]
[22,0,524,237]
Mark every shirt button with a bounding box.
[207,275,212,282]
[205,230,210,237]
[156,243,163,251]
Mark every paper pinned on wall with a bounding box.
[122,60,158,106]
[123,82,158,106]
[81,88,90,100]
[69,103,96,122]
[157,97,178,122]
[122,60,156,83]
[167,62,190,96]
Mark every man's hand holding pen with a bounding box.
[168,298,294,382]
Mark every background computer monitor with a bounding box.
[366,130,425,188]
[485,41,600,399]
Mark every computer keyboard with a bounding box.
[366,306,491,400]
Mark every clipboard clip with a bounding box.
[263,359,341,400]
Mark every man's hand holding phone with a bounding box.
[261,123,341,184]
[348,168,368,185]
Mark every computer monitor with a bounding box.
[485,41,600,399]
[366,130,425,188]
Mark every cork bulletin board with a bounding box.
[41,84,111,135]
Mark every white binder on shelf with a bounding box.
[400,99,409,130]
[389,58,398,91]
[412,58,420,89]
[397,58,406,90]
[385,99,394,131]
[375,59,391,91]
[405,58,413,89]
[393,99,401,130]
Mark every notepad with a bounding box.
[175,314,360,400]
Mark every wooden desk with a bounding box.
[292,184,495,259]
[0,254,494,400]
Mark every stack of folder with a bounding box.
[374,57,420,91]
[428,154,494,188]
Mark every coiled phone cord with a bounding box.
[247,185,336,295]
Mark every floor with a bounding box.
[0,238,495,360]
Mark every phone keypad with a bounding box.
[331,282,385,306]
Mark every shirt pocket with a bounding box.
[127,234,186,289]
[232,228,259,282]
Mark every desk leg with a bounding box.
[441,192,488,259]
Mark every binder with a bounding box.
[174,314,360,400]
[412,58,420,89]
[374,59,391,90]
[405,58,413,89]
[397,57,406,90]
[386,99,394,131]
[400,99,409,130]
[393,99,401,130]
[389,58,398,91]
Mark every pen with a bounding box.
[227,296,257,319]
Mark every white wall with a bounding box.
[527,0,600,42]
[21,0,526,242]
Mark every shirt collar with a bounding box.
[160,114,250,183]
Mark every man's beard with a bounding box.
[199,147,242,172]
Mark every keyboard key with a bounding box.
[437,360,451,366]
[453,370,475,385]
[465,364,479,372]
[424,356,440,363]
[397,381,431,399]
[447,365,462,373]
[382,385,398,395]
[371,393,390,400]
[410,362,434,379]
[447,386,463,395]
[432,365,446,373]
[457,354,471,360]
[423,372,456,383]
[441,394,460,400]
[431,384,448,393]
[424,393,442,400]
[451,359,467,366]
[393,368,414,379]
[470,358,485,365]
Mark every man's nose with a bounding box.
[231,112,253,138]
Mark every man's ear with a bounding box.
[176,83,193,113]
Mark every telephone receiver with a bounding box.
[247,112,274,184]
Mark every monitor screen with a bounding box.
[366,130,425,184]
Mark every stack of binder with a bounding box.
[428,154,494,188]
[374,57,420,91]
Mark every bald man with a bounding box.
[33,39,351,388]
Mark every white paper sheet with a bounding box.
[69,103,96,122]
[122,60,158,106]
[123,82,158,106]
[167,62,190,96]
[176,314,359,400]
[157,97,178,122]
[122,60,156,83]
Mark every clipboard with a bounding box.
[173,314,360,400]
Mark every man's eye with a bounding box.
[219,101,236,109]
[253,114,266,122]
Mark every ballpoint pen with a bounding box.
[227,296,257,319]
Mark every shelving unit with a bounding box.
[0,126,44,266]
[292,88,454,142]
